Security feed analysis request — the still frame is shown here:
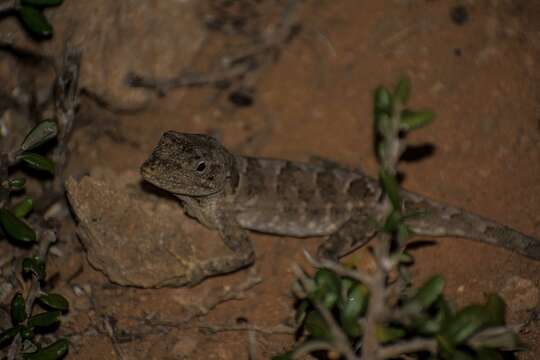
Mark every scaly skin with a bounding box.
[141,131,540,284]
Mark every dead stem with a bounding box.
[378,338,437,359]
[361,95,407,360]
[199,323,295,335]
[0,0,15,15]
[127,0,300,96]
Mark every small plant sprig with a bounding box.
[0,0,64,39]
[0,120,70,360]
[1,119,57,245]
[275,77,523,360]
[1,241,70,360]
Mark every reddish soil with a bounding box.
[1,0,540,359]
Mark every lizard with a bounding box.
[140,131,540,285]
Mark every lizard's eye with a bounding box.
[195,161,206,173]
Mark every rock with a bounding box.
[0,1,205,106]
[172,337,198,357]
[65,169,231,288]
[0,281,14,305]
[500,276,539,312]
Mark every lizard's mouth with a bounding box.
[140,164,175,191]
[140,165,222,197]
[140,171,172,190]
[142,175,184,195]
[140,163,157,183]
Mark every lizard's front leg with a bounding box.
[189,215,255,285]
[317,211,377,261]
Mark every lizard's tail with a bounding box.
[400,191,540,260]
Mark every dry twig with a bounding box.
[361,94,406,360]
[377,338,437,359]
[199,322,294,335]
[0,0,15,15]
[127,0,300,96]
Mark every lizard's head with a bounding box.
[141,131,235,196]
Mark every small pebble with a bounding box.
[450,5,469,25]
[500,276,539,312]
[229,89,254,107]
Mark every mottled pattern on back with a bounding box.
[233,156,378,236]
[141,131,540,273]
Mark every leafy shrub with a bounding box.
[0,120,70,360]
[275,78,522,360]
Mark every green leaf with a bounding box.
[374,87,393,115]
[436,333,455,355]
[14,197,33,219]
[376,113,392,136]
[377,141,386,160]
[21,0,64,7]
[304,311,331,339]
[468,327,523,351]
[312,268,341,309]
[400,109,435,131]
[0,208,36,243]
[375,325,406,344]
[19,326,34,340]
[18,6,53,38]
[7,178,26,191]
[23,338,69,360]
[379,168,401,210]
[442,305,490,345]
[23,257,46,280]
[295,299,309,324]
[38,294,69,312]
[399,251,414,265]
[345,283,369,316]
[414,315,441,336]
[18,153,55,174]
[484,294,505,326]
[414,298,452,335]
[340,277,354,295]
[394,76,411,104]
[0,326,21,344]
[11,292,27,325]
[397,223,410,242]
[28,311,61,328]
[339,283,369,337]
[20,120,58,152]
[403,275,445,313]
[383,209,401,233]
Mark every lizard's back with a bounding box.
[141,132,540,261]
[231,156,540,260]
[232,156,379,237]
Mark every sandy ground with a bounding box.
[1,0,539,359]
